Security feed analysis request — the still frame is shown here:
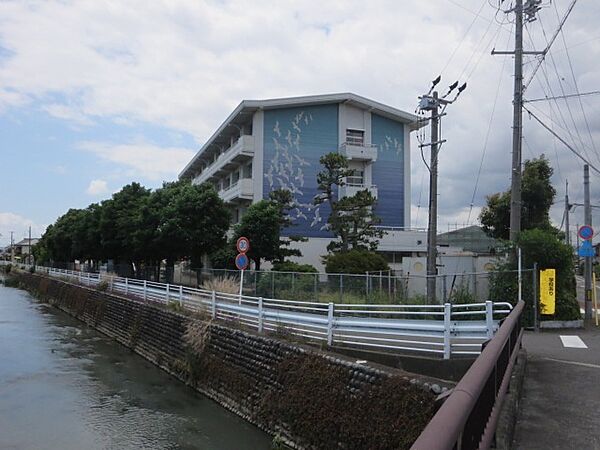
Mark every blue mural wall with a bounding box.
[263,104,338,237]
[371,114,405,227]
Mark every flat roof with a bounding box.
[179,93,419,179]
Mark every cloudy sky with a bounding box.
[1,0,599,247]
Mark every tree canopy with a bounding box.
[34,180,230,276]
[479,155,556,239]
[314,152,383,253]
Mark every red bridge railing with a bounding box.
[411,300,524,450]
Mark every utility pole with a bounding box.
[418,78,466,303]
[28,225,32,266]
[10,231,14,264]
[492,0,544,242]
[510,0,524,243]
[584,164,592,320]
[426,91,440,305]
[565,180,571,247]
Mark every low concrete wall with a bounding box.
[14,272,442,450]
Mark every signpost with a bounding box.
[540,269,556,315]
[235,237,250,304]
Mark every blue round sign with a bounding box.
[578,225,594,241]
[235,253,249,270]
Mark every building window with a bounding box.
[244,162,253,178]
[347,169,364,186]
[346,129,365,146]
[232,170,240,185]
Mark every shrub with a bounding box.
[271,261,318,273]
[28,266,36,274]
[489,228,580,325]
[324,249,389,274]
[202,275,239,294]
[256,271,317,299]
[96,280,109,292]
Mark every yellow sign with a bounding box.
[540,269,556,315]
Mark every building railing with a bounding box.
[193,135,253,183]
[5,262,516,360]
[410,300,524,449]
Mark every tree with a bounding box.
[489,229,579,325]
[314,152,383,252]
[99,183,152,274]
[233,200,281,270]
[268,188,304,263]
[147,180,231,280]
[480,155,556,239]
[324,249,389,274]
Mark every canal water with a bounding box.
[0,283,272,449]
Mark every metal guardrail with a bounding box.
[5,263,514,360]
[410,300,524,449]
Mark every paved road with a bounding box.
[513,325,600,450]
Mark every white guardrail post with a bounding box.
[124,277,128,295]
[143,280,147,302]
[327,302,335,346]
[179,285,183,306]
[166,283,170,302]
[485,300,494,339]
[258,297,264,333]
[211,291,217,319]
[443,303,452,360]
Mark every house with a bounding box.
[179,93,427,270]
[437,225,501,255]
[12,238,40,260]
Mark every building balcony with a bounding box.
[193,135,254,185]
[219,178,254,203]
[339,183,378,199]
[340,142,378,161]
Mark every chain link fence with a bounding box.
[42,261,529,305]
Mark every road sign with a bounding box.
[578,225,594,241]
[578,239,595,258]
[236,236,250,253]
[235,253,249,270]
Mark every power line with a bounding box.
[553,0,599,167]
[466,27,512,225]
[523,0,578,92]
[524,106,600,176]
[524,90,600,103]
[439,0,490,76]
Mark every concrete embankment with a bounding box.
[12,272,443,450]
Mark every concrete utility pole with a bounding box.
[10,231,14,264]
[492,0,544,242]
[565,180,571,247]
[584,164,592,320]
[28,225,32,265]
[510,0,524,243]
[418,78,467,303]
[426,92,440,305]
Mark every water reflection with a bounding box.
[0,284,271,450]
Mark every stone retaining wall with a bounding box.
[14,272,440,450]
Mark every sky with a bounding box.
[1,0,599,247]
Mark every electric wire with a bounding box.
[439,0,490,76]
[553,0,599,169]
[537,15,590,164]
[466,26,512,225]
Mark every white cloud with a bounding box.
[78,141,195,181]
[0,212,47,247]
[86,179,109,196]
[0,1,598,226]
